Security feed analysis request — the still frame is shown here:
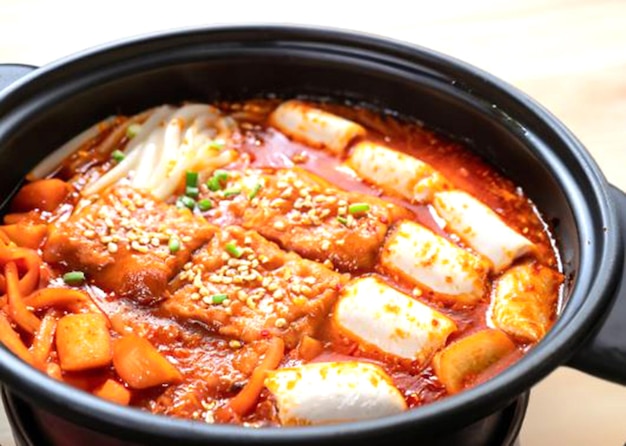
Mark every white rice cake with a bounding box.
[380,220,489,305]
[491,263,562,342]
[346,141,451,203]
[265,361,407,425]
[269,100,365,155]
[433,190,535,272]
[333,276,456,365]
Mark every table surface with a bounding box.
[1,0,626,444]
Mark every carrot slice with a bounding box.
[23,288,89,310]
[0,312,35,365]
[0,246,42,296]
[56,313,112,372]
[297,335,324,361]
[432,329,516,394]
[31,310,59,365]
[113,334,182,389]
[0,224,47,249]
[93,379,132,406]
[11,179,71,213]
[5,262,41,334]
[219,337,285,420]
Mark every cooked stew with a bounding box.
[0,99,563,426]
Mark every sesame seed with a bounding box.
[229,340,242,349]
[321,240,330,251]
[107,242,118,253]
[274,318,287,328]
[83,229,96,238]
[151,238,160,247]
[101,235,113,244]
[273,221,286,230]
[104,217,114,228]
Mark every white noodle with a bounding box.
[81,103,237,200]
[29,116,116,180]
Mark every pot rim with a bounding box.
[0,24,621,444]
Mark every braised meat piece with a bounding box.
[199,168,411,272]
[162,226,345,348]
[43,185,215,304]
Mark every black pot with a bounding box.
[0,25,624,446]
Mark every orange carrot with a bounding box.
[31,310,59,365]
[23,288,89,310]
[3,213,33,225]
[222,337,284,419]
[5,262,41,334]
[0,312,35,365]
[432,329,516,394]
[93,379,132,406]
[297,335,324,361]
[11,179,71,213]
[56,313,112,372]
[0,230,11,246]
[0,224,47,249]
[112,334,182,389]
[0,246,41,296]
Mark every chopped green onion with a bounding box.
[348,203,371,215]
[211,294,228,304]
[126,124,142,138]
[185,186,199,199]
[214,170,229,183]
[225,242,243,258]
[186,171,199,188]
[207,170,229,192]
[223,187,241,198]
[177,196,195,210]
[111,150,125,163]
[168,236,181,254]
[207,140,225,151]
[206,177,221,192]
[337,216,348,225]
[248,183,262,200]
[197,199,213,212]
[63,271,85,286]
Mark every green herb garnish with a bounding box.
[63,271,85,286]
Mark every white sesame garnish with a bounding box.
[107,242,118,254]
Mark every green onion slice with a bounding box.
[225,242,243,258]
[63,271,85,286]
[223,187,241,198]
[248,183,262,200]
[168,236,181,254]
[111,150,125,163]
[186,171,199,188]
[185,186,199,199]
[348,203,371,215]
[211,294,228,304]
[177,196,195,210]
[197,199,213,212]
[337,216,348,226]
[207,140,225,151]
[126,124,142,139]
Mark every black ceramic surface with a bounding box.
[0,25,624,446]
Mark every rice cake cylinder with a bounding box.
[269,100,365,155]
[380,220,489,305]
[265,361,407,425]
[346,141,451,203]
[433,190,535,272]
[333,276,456,365]
[491,263,563,342]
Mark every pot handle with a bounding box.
[0,64,37,92]
[567,184,626,384]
